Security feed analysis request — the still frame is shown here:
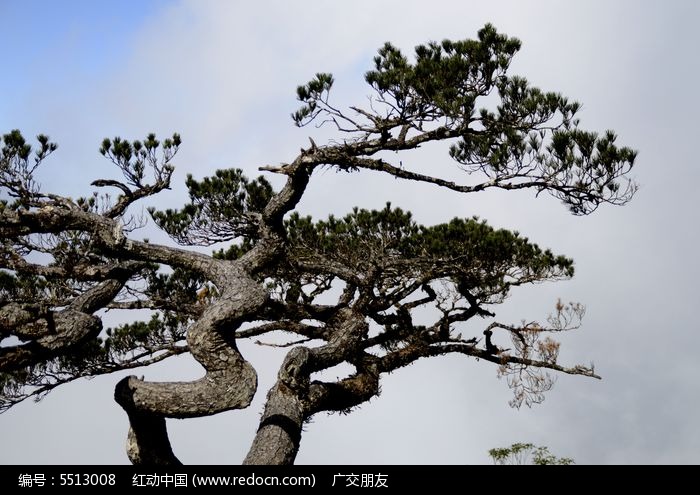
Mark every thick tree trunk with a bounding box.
[115,377,182,465]
[243,382,305,465]
[243,347,310,465]
[114,279,262,465]
[244,309,377,465]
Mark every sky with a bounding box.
[1,0,699,465]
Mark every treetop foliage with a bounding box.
[293,23,636,215]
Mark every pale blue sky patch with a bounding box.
[0,1,167,107]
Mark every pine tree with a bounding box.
[0,25,635,464]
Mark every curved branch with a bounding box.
[307,370,380,416]
[235,320,324,340]
[427,343,600,379]
[0,204,222,282]
[0,277,128,372]
[113,269,267,464]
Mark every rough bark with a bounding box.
[244,308,373,464]
[243,348,309,465]
[112,277,261,464]
[114,167,312,464]
[114,378,182,465]
[0,278,127,372]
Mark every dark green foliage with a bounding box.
[143,266,211,328]
[292,73,335,126]
[104,313,185,356]
[0,269,77,310]
[213,239,254,261]
[365,24,520,119]
[293,24,636,215]
[0,271,46,303]
[146,267,204,306]
[285,203,572,302]
[150,168,273,245]
[489,442,575,465]
[1,130,33,161]
[1,129,56,164]
[49,232,94,272]
[285,203,419,263]
[99,133,179,188]
[0,130,57,199]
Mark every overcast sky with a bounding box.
[1,0,698,465]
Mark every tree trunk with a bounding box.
[243,382,305,465]
[243,347,310,464]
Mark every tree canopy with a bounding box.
[0,24,636,464]
[489,443,574,465]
